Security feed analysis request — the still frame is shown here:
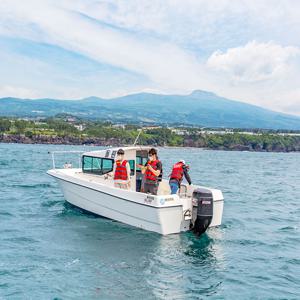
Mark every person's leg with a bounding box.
[169,181,179,194]
[136,179,141,192]
[149,183,158,195]
[143,183,150,193]
[114,182,127,189]
[143,183,157,195]
[120,183,128,189]
[140,177,145,193]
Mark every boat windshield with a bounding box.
[82,155,113,175]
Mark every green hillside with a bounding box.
[0,90,299,129]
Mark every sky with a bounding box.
[0,0,300,115]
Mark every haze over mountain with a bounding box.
[1,90,300,130]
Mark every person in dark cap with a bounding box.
[140,148,162,195]
[112,149,131,189]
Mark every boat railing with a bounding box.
[179,184,188,198]
[49,150,85,169]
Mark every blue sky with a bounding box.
[0,0,300,115]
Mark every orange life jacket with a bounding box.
[114,160,128,180]
[145,159,160,182]
[170,162,184,181]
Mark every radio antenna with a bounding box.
[133,129,142,146]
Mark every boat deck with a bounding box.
[49,168,223,200]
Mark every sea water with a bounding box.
[0,143,299,299]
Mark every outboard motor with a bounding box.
[192,188,213,236]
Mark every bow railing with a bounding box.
[49,150,85,169]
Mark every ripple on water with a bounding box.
[2,236,39,244]
[41,199,63,208]
[0,144,300,299]
[0,160,9,166]
[8,183,53,189]
[0,211,14,217]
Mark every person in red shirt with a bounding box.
[169,160,192,194]
[140,148,162,195]
[113,149,131,189]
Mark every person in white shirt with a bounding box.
[112,149,131,189]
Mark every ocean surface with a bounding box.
[0,143,299,299]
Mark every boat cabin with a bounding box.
[81,146,173,195]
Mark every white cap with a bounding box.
[179,159,185,164]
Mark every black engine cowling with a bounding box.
[192,188,213,236]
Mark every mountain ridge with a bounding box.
[0,91,299,129]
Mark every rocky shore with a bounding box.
[1,133,299,152]
[183,137,300,152]
[0,134,118,146]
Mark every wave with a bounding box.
[41,199,62,208]
[3,236,39,243]
[0,211,14,217]
[10,183,53,189]
[0,160,9,166]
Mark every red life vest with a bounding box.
[170,162,184,181]
[114,160,128,180]
[145,160,160,182]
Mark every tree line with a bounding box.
[0,117,299,152]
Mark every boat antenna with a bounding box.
[133,129,142,146]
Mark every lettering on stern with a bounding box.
[165,197,174,202]
[144,195,154,204]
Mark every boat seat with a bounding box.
[157,181,171,195]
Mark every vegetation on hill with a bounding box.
[0,117,300,152]
[1,90,300,129]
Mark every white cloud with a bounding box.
[207,41,300,82]
[203,41,300,114]
[0,85,39,99]
[0,0,212,93]
[64,0,300,53]
[0,0,300,115]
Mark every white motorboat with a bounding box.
[47,146,224,235]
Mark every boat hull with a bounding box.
[56,178,188,235]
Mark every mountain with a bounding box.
[1,90,300,129]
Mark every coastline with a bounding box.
[1,133,299,153]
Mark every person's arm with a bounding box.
[141,161,148,174]
[148,161,161,177]
[137,164,146,174]
[111,162,116,177]
[183,166,192,185]
[126,162,131,182]
[106,162,115,178]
